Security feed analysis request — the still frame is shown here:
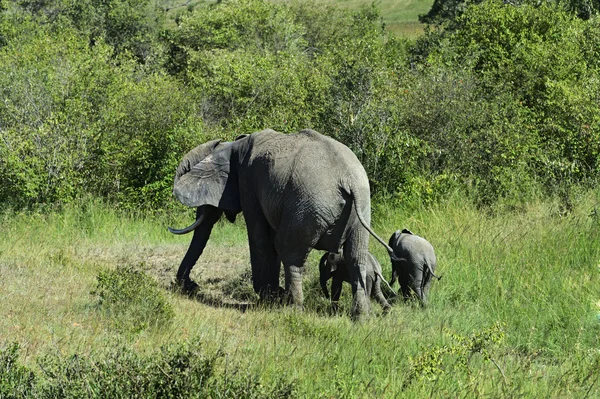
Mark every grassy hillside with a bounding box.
[306,0,434,36]
[170,0,434,36]
[2,192,599,397]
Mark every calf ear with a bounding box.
[389,230,399,248]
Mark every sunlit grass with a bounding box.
[2,190,600,396]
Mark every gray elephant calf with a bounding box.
[389,229,441,305]
[319,252,392,313]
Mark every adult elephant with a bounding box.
[169,129,395,320]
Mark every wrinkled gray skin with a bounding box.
[388,229,440,305]
[319,252,391,313]
[169,129,396,320]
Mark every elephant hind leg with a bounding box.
[280,251,311,309]
[245,212,281,300]
[342,232,371,321]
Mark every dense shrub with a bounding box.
[0,23,116,208]
[91,72,203,209]
[418,0,600,201]
[0,13,200,210]
[0,341,296,398]
[91,266,174,333]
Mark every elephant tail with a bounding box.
[374,270,397,297]
[350,195,400,261]
[426,262,442,281]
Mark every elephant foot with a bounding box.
[257,285,285,306]
[350,294,370,322]
[330,301,341,315]
[171,278,199,296]
[283,290,304,310]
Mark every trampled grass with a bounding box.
[1,191,600,397]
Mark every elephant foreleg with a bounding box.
[176,207,223,293]
[372,283,391,314]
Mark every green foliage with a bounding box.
[404,323,505,387]
[92,71,203,209]
[1,0,600,210]
[420,0,600,26]
[165,0,324,133]
[13,0,166,63]
[0,23,116,208]
[0,343,35,399]
[412,0,600,207]
[91,265,174,333]
[0,16,200,210]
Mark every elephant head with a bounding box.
[172,139,242,212]
[168,139,246,293]
[388,229,441,305]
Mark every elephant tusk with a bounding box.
[168,212,206,235]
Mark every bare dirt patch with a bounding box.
[77,242,256,308]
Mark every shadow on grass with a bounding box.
[167,276,292,314]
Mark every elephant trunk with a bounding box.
[168,212,206,235]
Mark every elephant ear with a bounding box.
[389,230,402,252]
[173,140,241,211]
[327,253,339,273]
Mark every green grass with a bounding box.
[322,0,434,36]
[2,192,600,397]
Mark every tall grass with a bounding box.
[1,191,599,397]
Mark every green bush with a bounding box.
[91,266,174,333]
[1,0,600,210]
[0,340,296,398]
[0,343,35,399]
[0,23,116,208]
[91,72,203,209]
[412,0,600,206]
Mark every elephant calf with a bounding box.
[319,252,392,313]
[388,229,441,305]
